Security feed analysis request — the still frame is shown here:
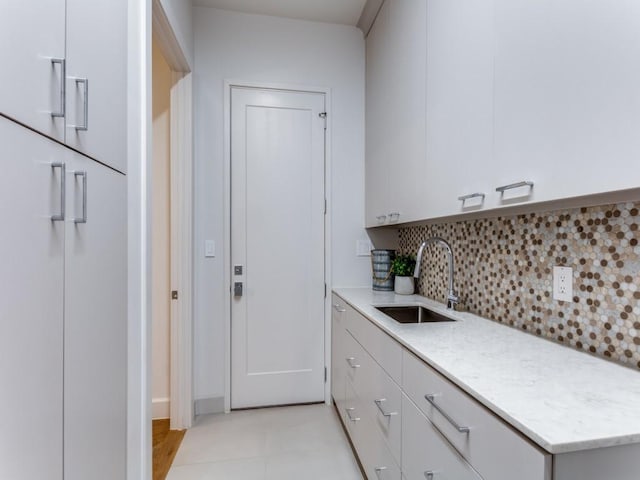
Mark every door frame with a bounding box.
[223,81,333,412]
[152,0,194,430]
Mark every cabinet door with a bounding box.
[493,0,640,207]
[65,0,128,173]
[331,296,348,413]
[0,0,66,141]
[0,117,64,479]
[365,0,427,226]
[424,0,494,219]
[64,157,127,480]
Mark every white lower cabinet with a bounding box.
[0,115,126,479]
[402,394,482,480]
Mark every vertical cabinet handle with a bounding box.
[374,467,388,479]
[50,162,66,221]
[72,78,89,131]
[50,58,66,118]
[374,398,398,417]
[74,171,87,224]
[346,357,360,369]
[345,407,360,422]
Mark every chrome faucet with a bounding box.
[414,237,460,310]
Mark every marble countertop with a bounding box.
[333,287,640,455]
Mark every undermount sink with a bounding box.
[374,305,456,324]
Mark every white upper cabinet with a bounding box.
[0,0,66,141]
[366,0,640,225]
[65,0,128,173]
[492,0,640,207]
[365,0,427,227]
[1,0,128,173]
[424,0,495,219]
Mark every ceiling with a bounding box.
[193,0,368,27]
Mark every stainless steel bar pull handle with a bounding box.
[74,171,87,224]
[50,58,66,118]
[374,398,398,417]
[374,467,388,479]
[346,357,360,369]
[333,303,346,312]
[51,162,65,221]
[424,394,470,433]
[73,78,89,131]
[457,192,485,201]
[345,407,360,422]
[496,180,534,193]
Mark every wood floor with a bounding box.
[153,419,186,480]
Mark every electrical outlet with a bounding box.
[553,266,573,302]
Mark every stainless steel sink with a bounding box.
[374,305,455,324]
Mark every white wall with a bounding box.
[193,7,371,404]
[158,0,194,68]
[151,39,173,419]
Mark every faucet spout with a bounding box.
[413,237,459,310]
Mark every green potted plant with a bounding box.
[391,254,416,295]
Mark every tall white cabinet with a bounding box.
[0,0,127,173]
[0,1,128,478]
[0,116,127,480]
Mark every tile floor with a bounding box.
[167,403,363,480]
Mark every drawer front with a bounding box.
[343,329,368,388]
[348,309,402,383]
[402,394,482,480]
[358,352,402,465]
[345,381,401,480]
[402,350,551,480]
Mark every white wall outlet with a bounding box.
[553,266,573,302]
[205,240,216,258]
[356,240,373,257]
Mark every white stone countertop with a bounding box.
[333,287,640,455]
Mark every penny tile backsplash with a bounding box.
[398,202,640,370]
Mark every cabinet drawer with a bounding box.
[402,350,551,480]
[402,394,482,480]
[348,309,402,384]
[345,381,401,480]
[344,328,402,465]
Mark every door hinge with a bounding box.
[324,367,327,383]
[324,198,327,215]
[319,111,327,129]
[324,283,327,298]
[171,290,178,300]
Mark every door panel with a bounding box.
[0,116,64,479]
[64,156,127,480]
[65,0,127,172]
[0,0,66,141]
[231,87,326,409]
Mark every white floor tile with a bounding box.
[168,404,363,479]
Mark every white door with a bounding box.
[0,116,64,480]
[230,87,326,409]
[64,156,127,480]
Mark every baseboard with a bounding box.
[194,396,225,416]
[152,397,170,419]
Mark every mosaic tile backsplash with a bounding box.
[398,202,640,370]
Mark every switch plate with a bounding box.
[205,240,216,257]
[356,240,373,257]
[553,266,573,302]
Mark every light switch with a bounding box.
[356,240,373,257]
[205,240,216,258]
